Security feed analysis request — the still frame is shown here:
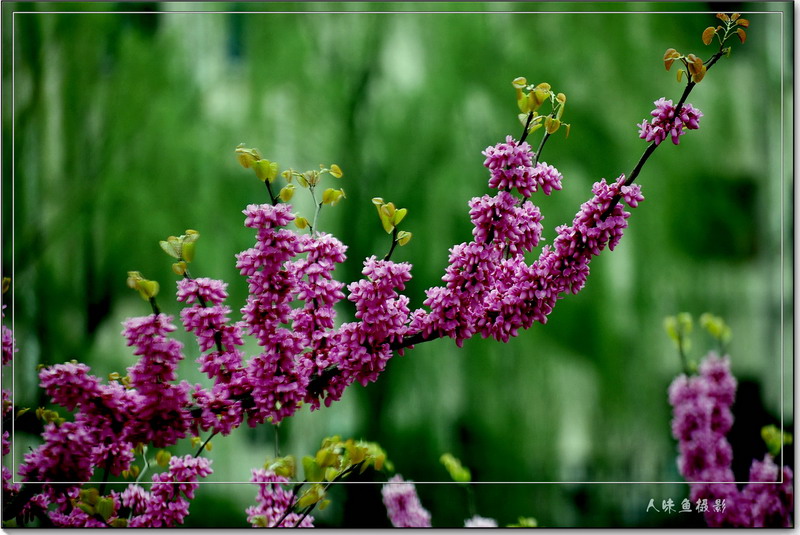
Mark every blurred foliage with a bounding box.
[1,2,793,528]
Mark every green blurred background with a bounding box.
[2,2,793,528]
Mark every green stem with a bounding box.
[310,187,322,236]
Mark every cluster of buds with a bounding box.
[512,77,570,137]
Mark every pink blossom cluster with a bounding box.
[177,277,248,436]
[2,305,16,365]
[246,469,314,527]
[411,161,643,346]
[638,97,703,146]
[669,353,793,527]
[10,314,218,526]
[381,474,432,528]
[2,307,18,497]
[125,455,212,527]
[481,136,563,198]
[42,455,212,528]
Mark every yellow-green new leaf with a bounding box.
[392,208,407,226]
[81,487,100,506]
[297,484,326,509]
[159,239,181,259]
[322,188,337,205]
[182,241,196,263]
[544,117,561,134]
[279,184,296,202]
[294,217,309,230]
[329,164,343,178]
[155,449,172,468]
[397,231,412,246]
[96,497,115,521]
[235,145,261,169]
[253,159,279,183]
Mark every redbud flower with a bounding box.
[638,98,703,146]
[382,474,432,528]
[246,469,314,527]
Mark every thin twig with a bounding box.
[194,431,217,458]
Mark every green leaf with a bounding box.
[508,516,538,528]
[762,425,792,457]
[96,497,115,521]
[253,159,279,183]
[397,231,412,246]
[155,449,172,468]
[159,239,181,259]
[265,456,296,479]
[234,144,261,169]
[440,453,471,483]
[322,188,337,205]
[302,455,322,482]
[392,208,407,226]
[182,241,196,263]
[80,487,100,506]
[297,484,325,509]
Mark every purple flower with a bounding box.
[531,162,563,195]
[122,314,191,447]
[638,98,703,146]
[176,277,229,306]
[18,422,95,500]
[127,455,213,528]
[381,474,432,528]
[39,362,102,412]
[469,192,543,254]
[2,305,16,366]
[669,353,794,527]
[483,135,536,197]
[246,469,314,527]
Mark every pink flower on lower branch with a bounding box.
[246,469,314,528]
[381,474,432,528]
[669,353,793,527]
[125,455,213,528]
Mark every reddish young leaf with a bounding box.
[736,28,747,43]
[737,18,750,28]
[702,27,716,45]
[716,13,730,22]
